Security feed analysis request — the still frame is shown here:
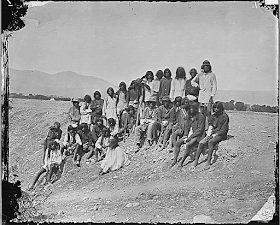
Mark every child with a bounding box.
[90,91,104,125]
[152,70,163,106]
[121,105,136,135]
[91,128,111,163]
[158,68,172,103]
[74,123,94,167]
[42,122,62,163]
[29,140,64,190]
[107,118,119,137]
[61,125,82,156]
[98,135,128,176]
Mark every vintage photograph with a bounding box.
[2,1,278,223]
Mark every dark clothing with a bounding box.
[90,99,104,123]
[77,130,93,146]
[210,111,229,137]
[68,106,81,124]
[46,127,62,141]
[156,105,175,123]
[127,88,138,102]
[158,78,172,101]
[185,78,199,97]
[91,124,106,143]
[170,106,189,126]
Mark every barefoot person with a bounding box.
[80,95,92,129]
[170,102,205,168]
[191,60,217,119]
[90,91,104,125]
[29,140,64,190]
[191,101,229,170]
[98,135,128,175]
[158,68,172,103]
[42,122,62,163]
[61,125,82,156]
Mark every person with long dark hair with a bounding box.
[158,68,172,103]
[90,91,104,125]
[80,95,92,129]
[170,67,189,102]
[185,68,200,101]
[103,87,118,126]
[116,82,128,126]
[191,101,229,171]
[152,70,163,106]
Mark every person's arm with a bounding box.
[91,126,98,143]
[189,115,206,139]
[214,114,229,136]
[211,74,217,98]
[169,79,175,100]
[88,132,93,146]
[169,107,176,124]
[44,148,49,165]
[80,102,88,115]
[63,133,68,146]
[102,98,107,117]
[158,80,163,100]
[58,129,62,140]
[95,136,102,149]
[191,74,199,87]
[68,107,74,122]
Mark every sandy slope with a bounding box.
[9,98,277,223]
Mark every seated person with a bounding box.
[43,122,62,163]
[98,135,128,176]
[153,96,175,150]
[191,101,229,170]
[61,125,82,156]
[107,118,119,137]
[87,128,110,163]
[170,102,205,168]
[68,98,81,126]
[29,140,64,190]
[74,123,94,167]
[134,97,157,151]
[120,105,136,135]
[169,97,189,150]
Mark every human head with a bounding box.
[67,125,76,135]
[189,68,198,79]
[128,105,135,115]
[107,87,115,96]
[175,67,186,79]
[164,68,172,79]
[108,118,116,127]
[96,118,103,127]
[84,95,92,104]
[102,128,110,137]
[213,101,224,114]
[119,82,127,91]
[202,60,212,73]
[71,98,79,107]
[145,71,154,82]
[155,70,164,80]
[80,123,89,133]
[54,122,60,130]
[162,96,171,108]
[48,140,59,150]
[109,135,119,149]
[189,102,199,116]
[129,80,136,89]
[175,96,182,107]
[94,91,101,100]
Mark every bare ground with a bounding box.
[9,98,277,223]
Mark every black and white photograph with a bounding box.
[2,0,278,223]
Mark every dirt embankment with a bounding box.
[9,99,277,223]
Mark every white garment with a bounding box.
[117,91,127,114]
[62,133,82,146]
[80,102,92,124]
[103,95,117,121]
[144,81,153,101]
[170,78,188,101]
[191,72,217,104]
[43,148,63,171]
[100,146,128,173]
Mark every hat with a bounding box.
[71,98,79,102]
[202,60,211,66]
[146,96,156,103]
[162,96,171,102]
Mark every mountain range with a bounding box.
[9,69,278,106]
[9,68,117,99]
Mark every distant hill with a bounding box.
[215,90,278,106]
[9,68,277,106]
[9,69,117,98]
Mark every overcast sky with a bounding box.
[9,1,278,91]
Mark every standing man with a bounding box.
[185,68,200,101]
[191,60,217,119]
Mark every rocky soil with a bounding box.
[8,98,277,223]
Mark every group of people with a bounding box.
[29,59,229,190]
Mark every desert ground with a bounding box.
[8,98,277,223]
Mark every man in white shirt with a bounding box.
[191,60,217,119]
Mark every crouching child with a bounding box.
[61,125,82,156]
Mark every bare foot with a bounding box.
[169,161,177,169]
[178,163,183,168]
[189,165,196,172]
[203,164,211,170]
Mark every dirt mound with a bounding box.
[9,99,277,223]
